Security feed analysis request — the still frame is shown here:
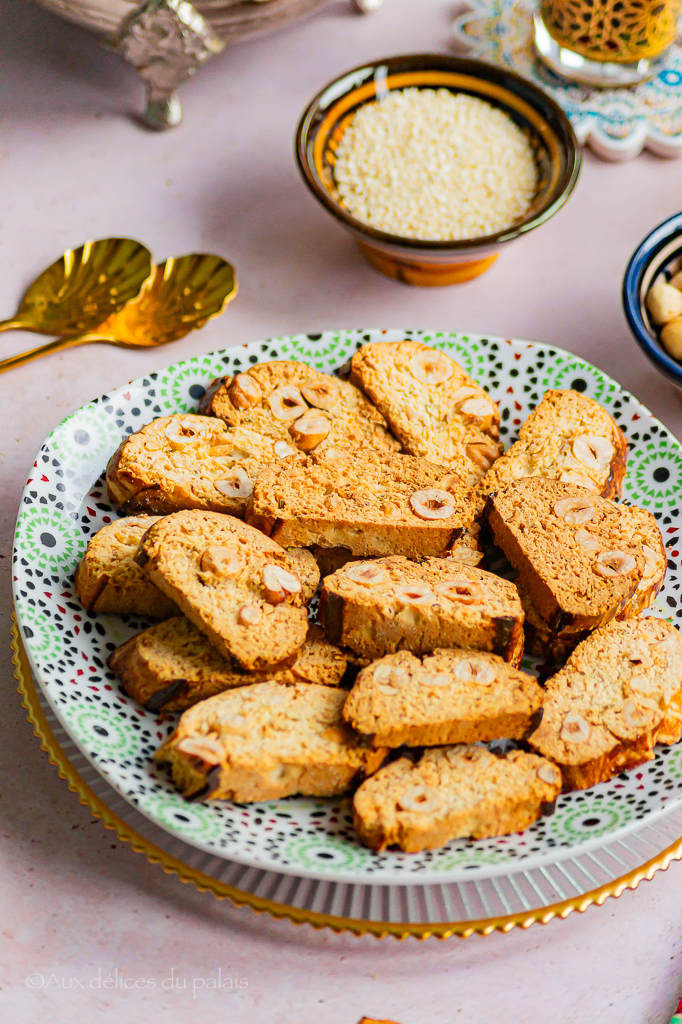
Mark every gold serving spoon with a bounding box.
[0,237,153,339]
[0,252,237,374]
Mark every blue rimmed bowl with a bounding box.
[623,211,682,393]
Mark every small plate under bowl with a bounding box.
[295,53,581,286]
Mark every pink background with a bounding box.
[2,0,682,1020]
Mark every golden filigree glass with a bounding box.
[540,0,681,62]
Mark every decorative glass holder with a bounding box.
[534,0,682,86]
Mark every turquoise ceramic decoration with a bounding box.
[452,0,682,160]
[13,329,682,883]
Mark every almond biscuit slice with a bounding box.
[343,648,543,748]
[74,516,177,618]
[154,681,387,801]
[199,359,399,457]
[320,556,524,663]
[136,510,308,670]
[486,478,647,636]
[353,745,561,853]
[106,414,290,518]
[246,448,474,559]
[476,388,627,506]
[109,619,347,712]
[349,340,502,487]
[529,617,682,790]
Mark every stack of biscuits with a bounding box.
[75,340,680,854]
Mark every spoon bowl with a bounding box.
[0,237,153,337]
[0,252,237,374]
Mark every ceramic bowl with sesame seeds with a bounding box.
[295,53,581,287]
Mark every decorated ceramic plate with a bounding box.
[13,329,682,884]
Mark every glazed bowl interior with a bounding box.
[295,53,581,256]
[623,211,682,391]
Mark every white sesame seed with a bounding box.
[333,88,538,242]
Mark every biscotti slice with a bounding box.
[486,479,647,635]
[106,414,293,517]
[348,340,502,486]
[136,510,308,670]
[476,389,627,504]
[343,649,543,748]
[199,359,399,457]
[109,619,347,712]
[286,547,320,603]
[616,505,666,620]
[519,504,666,662]
[529,617,682,790]
[320,556,524,663]
[353,745,561,852]
[247,448,474,558]
[154,681,387,801]
[516,582,587,664]
[74,515,177,618]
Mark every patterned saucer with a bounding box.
[12,328,682,884]
[452,0,682,160]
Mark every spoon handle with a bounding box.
[0,334,92,374]
[0,319,28,334]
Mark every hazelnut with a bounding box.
[409,349,454,385]
[575,528,600,552]
[215,469,253,499]
[646,280,682,324]
[261,563,302,604]
[274,441,296,458]
[228,373,262,410]
[394,585,436,607]
[345,563,389,587]
[560,713,590,744]
[289,411,330,452]
[300,379,340,410]
[594,550,637,577]
[466,441,500,471]
[397,785,442,814]
[417,670,452,688]
[177,736,223,764]
[200,547,244,577]
[621,698,655,728]
[453,658,495,685]
[238,604,262,626]
[553,496,595,525]
[660,319,682,360]
[268,385,307,421]
[572,435,614,473]
[434,579,484,604]
[537,763,561,786]
[409,488,457,520]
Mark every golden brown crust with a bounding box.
[349,340,502,487]
[529,617,682,790]
[486,479,647,635]
[475,389,628,507]
[74,516,177,618]
[343,648,543,748]
[246,448,475,559]
[353,746,561,853]
[136,510,309,670]
[320,556,524,663]
[198,359,400,457]
[106,414,290,518]
[154,682,387,801]
[109,618,347,712]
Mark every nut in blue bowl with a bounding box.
[295,53,581,286]
[623,211,682,393]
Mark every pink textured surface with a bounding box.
[2,0,682,1021]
